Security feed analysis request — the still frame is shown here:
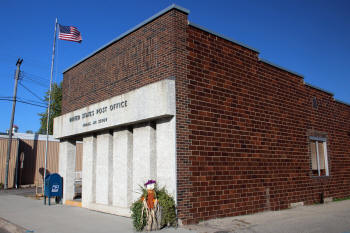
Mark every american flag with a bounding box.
[58,24,82,43]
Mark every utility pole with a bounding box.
[4,58,23,189]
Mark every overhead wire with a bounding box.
[1,51,66,112]
[19,69,65,112]
[0,96,45,105]
[0,54,64,117]
[18,81,45,103]
[20,75,48,87]
[0,98,46,108]
[20,71,50,82]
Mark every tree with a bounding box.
[38,82,62,135]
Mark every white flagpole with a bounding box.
[43,18,58,201]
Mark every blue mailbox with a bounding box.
[44,173,63,205]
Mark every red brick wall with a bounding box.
[61,9,188,114]
[173,11,191,225]
[180,24,350,224]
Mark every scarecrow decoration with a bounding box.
[130,179,176,231]
[141,180,161,231]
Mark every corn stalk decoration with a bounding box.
[141,180,161,231]
[131,180,176,231]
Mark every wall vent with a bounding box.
[312,97,318,109]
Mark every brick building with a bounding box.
[54,5,350,224]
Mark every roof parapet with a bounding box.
[63,4,190,73]
[305,82,334,96]
[188,22,260,53]
[259,58,304,78]
[334,98,350,107]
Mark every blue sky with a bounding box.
[0,0,349,133]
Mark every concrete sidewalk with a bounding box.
[1,190,350,233]
[185,200,350,233]
[0,217,27,233]
[0,194,193,233]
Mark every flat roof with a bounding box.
[63,4,190,73]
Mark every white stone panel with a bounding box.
[95,132,113,205]
[156,117,177,200]
[82,135,97,207]
[58,140,76,203]
[54,79,178,217]
[87,203,131,217]
[54,79,175,139]
[132,124,156,202]
[113,129,133,208]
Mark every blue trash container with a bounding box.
[44,173,63,205]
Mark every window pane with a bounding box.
[318,142,325,170]
[310,141,317,170]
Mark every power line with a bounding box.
[20,75,47,87]
[0,98,46,108]
[21,71,50,82]
[18,81,45,102]
[0,96,45,105]
[17,99,46,108]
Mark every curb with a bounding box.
[0,217,30,233]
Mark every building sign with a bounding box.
[53,79,175,139]
[68,100,128,128]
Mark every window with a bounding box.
[309,136,329,176]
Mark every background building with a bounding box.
[0,132,82,189]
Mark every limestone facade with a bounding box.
[54,79,176,216]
